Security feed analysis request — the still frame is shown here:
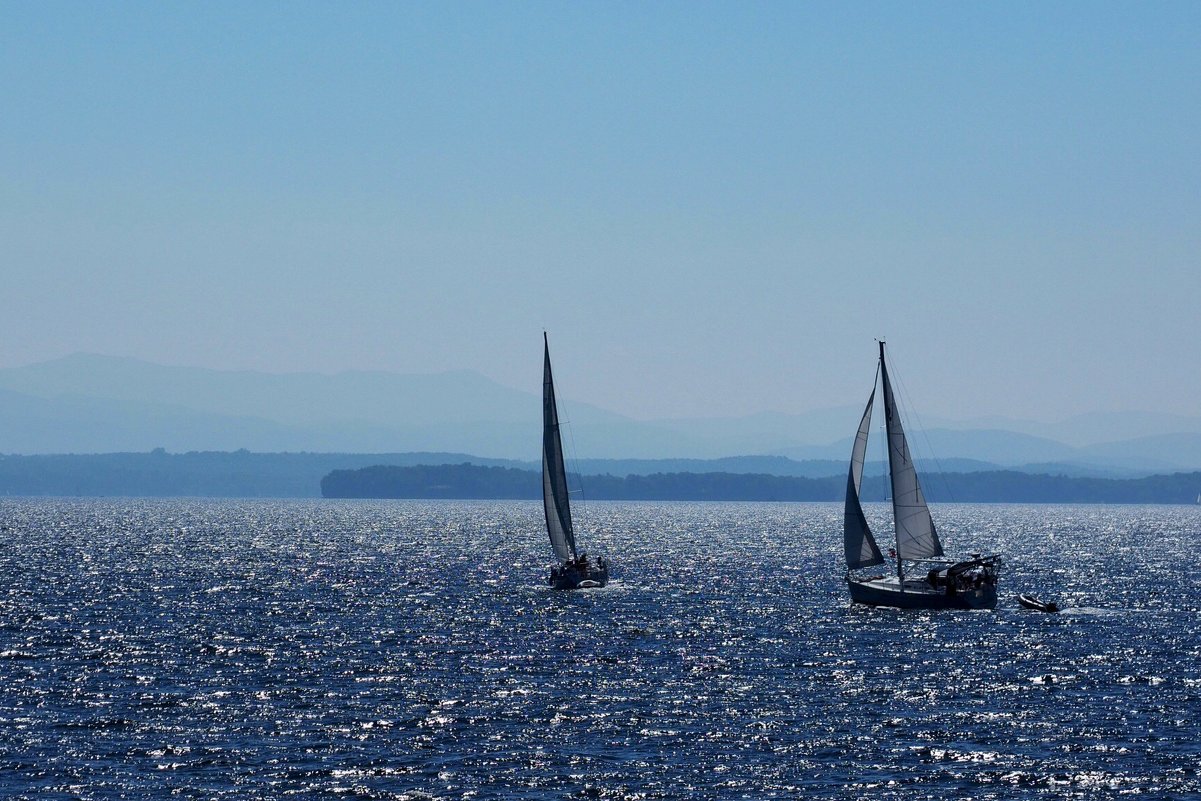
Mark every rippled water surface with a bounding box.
[2,499,1200,799]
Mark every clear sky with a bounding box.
[3,2,1199,421]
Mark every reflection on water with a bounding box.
[1,499,1198,799]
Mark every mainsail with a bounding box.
[542,334,577,562]
[844,386,885,570]
[879,342,943,561]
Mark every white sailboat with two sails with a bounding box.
[844,342,999,609]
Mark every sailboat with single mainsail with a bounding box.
[844,342,999,609]
[542,333,609,590]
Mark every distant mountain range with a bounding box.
[2,353,1201,475]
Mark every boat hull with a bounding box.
[1017,593,1059,613]
[848,576,997,610]
[549,562,609,590]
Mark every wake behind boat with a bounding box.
[542,333,610,590]
[844,342,1000,610]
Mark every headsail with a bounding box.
[542,334,577,562]
[845,385,885,570]
[879,342,944,561]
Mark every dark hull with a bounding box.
[848,577,997,610]
[1017,593,1059,613]
[549,563,609,590]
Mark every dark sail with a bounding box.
[844,385,885,569]
[542,334,577,562]
[879,342,943,561]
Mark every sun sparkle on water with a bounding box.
[1,499,1198,799]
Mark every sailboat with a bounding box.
[844,342,999,609]
[542,333,609,590]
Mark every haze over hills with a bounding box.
[933,411,1201,449]
[1,354,1200,475]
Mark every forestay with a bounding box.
[879,345,944,560]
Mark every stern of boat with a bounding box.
[549,558,609,590]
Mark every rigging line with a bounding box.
[560,408,588,534]
[867,359,888,517]
[888,345,957,506]
[872,357,890,511]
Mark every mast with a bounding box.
[879,341,944,587]
[880,341,904,585]
[542,333,578,562]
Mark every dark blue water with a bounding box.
[2,499,1199,799]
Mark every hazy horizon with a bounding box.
[4,3,1199,423]
[10,349,1201,430]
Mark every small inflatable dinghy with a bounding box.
[1017,593,1059,613]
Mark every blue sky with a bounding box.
[3,2,1199,421]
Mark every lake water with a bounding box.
[1,499,1199,799]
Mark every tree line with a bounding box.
[321,463,1201,504]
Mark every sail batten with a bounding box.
[844,386,885,570]
[879,343,944,561]
[542,335,577,562]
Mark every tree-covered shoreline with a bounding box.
[322,463,1201,505]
